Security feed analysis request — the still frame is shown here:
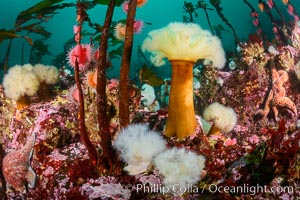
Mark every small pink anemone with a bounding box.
[248,134,259,144]
[134,20,144,33]
[94,48,100,61]
[266,0,274,8]
[67,44,92,70]
[224,138,237,146]
[288,4,294,16]
[73,25,81,35]
[122,0,147,13]
[73,25,82,43]
[67,85,80,104]
[108,79,119,90]
[122,1,129,13]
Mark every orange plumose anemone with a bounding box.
[122,0,147,13]
[137,0,148,7]
[142,22,226,138]
[115,20,144,40]
[86,70,97,89]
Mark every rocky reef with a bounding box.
[0,0,299,199]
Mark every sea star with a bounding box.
[256,62,297,120]
[2,132,37,193]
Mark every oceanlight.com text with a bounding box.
[208,184,295,196]
[134,183,296,196]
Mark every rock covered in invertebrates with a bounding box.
[2,132,37,193]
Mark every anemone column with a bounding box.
[165,60,197,138]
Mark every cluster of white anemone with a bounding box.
[3,64,59,101]
[113,123,206,196]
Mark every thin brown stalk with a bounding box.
[21,40,25,65]
[74,58,98,166]
[74,0,98,166]
[3,39,12,75]
[96,0,117,173]
[119,0,137,128]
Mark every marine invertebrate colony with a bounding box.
[114,22,126,40]
[113,124,166,175]
[140,83,155,106]
[122,0,148,13]
[203,102,237,135]
[115,20,144,40]
[86,70,97,89]
[32,64,59,100]
[67,44,92,70]
[153,147,206,196]
[142,22,225,138]
[33,64,59,85]
[2,63,60,112]
[2,132,36,193]
[2,65,40,110]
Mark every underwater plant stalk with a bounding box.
[74,58,98,166]
[257,1,276,26]
[165,60,197,138]
[242,0,267,42]
[257,0,288,45]
[74,0,98,166]
[272,1,287,28]
[3,39,12,75]
[197,1,214,34]
[119,0,137,128]
[96,0,118,173]
[268,0,291,36]
[183,1,195,22]
[286,1,299,16]
[209,0,239,45]
[203,7,214,35]
[21,40,25,65]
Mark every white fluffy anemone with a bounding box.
[203,102,237,133]
[33,64,59,85]
[141,83,155,106]
[154,147,206,196]
[141,22,226,69]
[113,124,166,175]
[3,65,40,101]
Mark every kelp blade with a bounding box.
[0,30,33,45]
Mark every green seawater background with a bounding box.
[0,0,299,81]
